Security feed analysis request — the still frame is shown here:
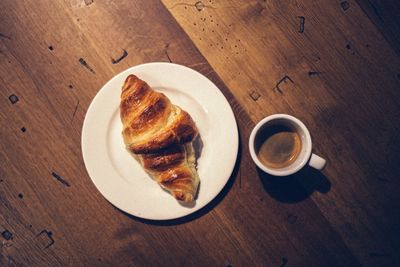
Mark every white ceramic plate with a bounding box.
[82,62,238,220]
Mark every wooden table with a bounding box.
[1,0,399,266]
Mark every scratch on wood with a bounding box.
[249,91,261,101]
[274,87,283,94]
[308,71,321,76]
[78,58,95,74]
[0,33,11,40]
[297,16,305,33]
[341,1,350,11]
[71,100,80,123]
[36,230,54,249]
[187,62,207,69]
[164,43,172,63]
[51,172,71,187]
[168,1,215,10]
[111,49,128,64]
[204,69,215,77]
[273,75,294,94]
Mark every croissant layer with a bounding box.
[120,75,200,202]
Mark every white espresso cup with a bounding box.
[249,114,326,176]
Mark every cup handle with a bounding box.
[309,153,326,170]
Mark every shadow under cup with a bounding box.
[252,117,312,176]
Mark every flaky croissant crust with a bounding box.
[120,75,198,154]
[120,75,199,202]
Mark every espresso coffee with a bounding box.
[256,125,302,169]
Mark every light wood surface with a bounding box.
[1,0,399,266]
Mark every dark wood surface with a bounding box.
[1,0,399,266]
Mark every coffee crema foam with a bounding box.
[256,125,302,169]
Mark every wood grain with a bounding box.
[0,0,399,266]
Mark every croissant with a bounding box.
[120,75,200,202]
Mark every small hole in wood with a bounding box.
[341,1,350,11]
[1,230,13,240]
[9,94,19,104]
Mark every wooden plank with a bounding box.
[0,0,249,266]
[162,0,400,266]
